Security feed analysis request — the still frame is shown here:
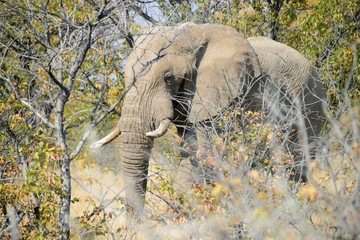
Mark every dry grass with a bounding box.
[70,160,127,239]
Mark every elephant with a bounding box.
[247,36,325,181]
[90,23,325,213]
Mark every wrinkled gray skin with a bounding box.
[248,37,325,181]
[90,24,324,212]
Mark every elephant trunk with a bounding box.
[118,88,174,212]
[120,132,153,212]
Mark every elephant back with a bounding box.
[248,36,325,143]
[248,36,311,97]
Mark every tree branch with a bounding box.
[131,5,158,25]
[2,77,56,129]
[45,66,70,96]
[68,23,92,87]
[19,99,56,129]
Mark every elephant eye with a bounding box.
[164,74,174,85]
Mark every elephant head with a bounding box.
[90,23,263,212]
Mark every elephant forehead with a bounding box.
[135,31,193,54]
[124,49,160,78]
[124,48,191,87]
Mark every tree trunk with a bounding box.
[266,0,284,41]
[54,91,71,240]
[267,21,279,40]
[58,155,71,240]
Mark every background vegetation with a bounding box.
[0,0,359,239]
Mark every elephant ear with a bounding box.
[188,25,262,123]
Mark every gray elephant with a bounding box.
[90,23,325,212]
[248,36,325,181]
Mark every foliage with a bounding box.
[0,96,62,238]
[285,0,360,107]
[0,0,136,238]
[1,0,359,239]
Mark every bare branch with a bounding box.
[19,99,56,129]
[131,5,158,25]
[45,66,70,96]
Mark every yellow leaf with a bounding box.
[248,170,260,180]
[212,184,224,196]
[299,185,319,202]
[254,207,267,218]
[310,161,318,172]
[269,187,282,196]
[257,191,266,199]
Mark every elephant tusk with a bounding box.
[89,128,121,149]
[145,118,171,138]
